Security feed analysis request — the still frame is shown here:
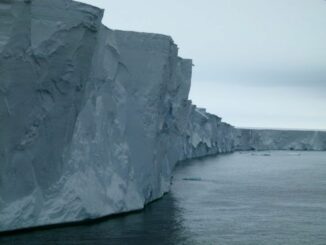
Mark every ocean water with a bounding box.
[1,151,326,245]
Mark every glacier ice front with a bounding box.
[1,0,325,233]
[0,0,235,232]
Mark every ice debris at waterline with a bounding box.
[0,0,326,232]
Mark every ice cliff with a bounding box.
[235,129,326,151]
[0,0,235,232]
[0,0,325,233]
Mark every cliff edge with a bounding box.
[0,0,234,232]
[0,0,325,232]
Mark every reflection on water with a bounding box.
[1,151,326,245]
[0,193,187,245]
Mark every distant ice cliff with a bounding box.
[236,129,326,151]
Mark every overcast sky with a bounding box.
[80,0,326,130]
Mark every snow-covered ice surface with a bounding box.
[0,0,325,232]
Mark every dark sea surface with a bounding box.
[1,151,326,245]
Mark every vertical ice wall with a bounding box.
[1,0,324,232]
[235,129,326,151]
[0,0,235,232]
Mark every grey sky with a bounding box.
[80,0,326,130]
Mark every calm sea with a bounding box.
[1,151,326,245]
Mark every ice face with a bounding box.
[0,0,236,232]
[0,0,325,233]
[235,129,326,151]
